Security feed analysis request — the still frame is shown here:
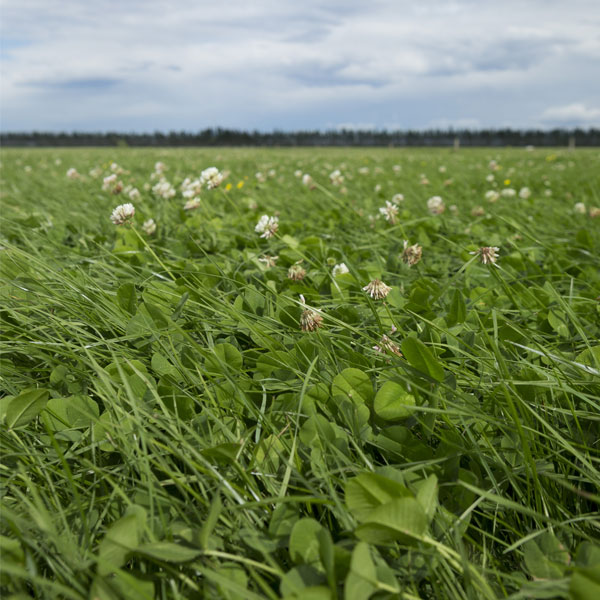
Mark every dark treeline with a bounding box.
[1,128,599,147]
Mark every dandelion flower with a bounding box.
[379,200,399,224]
[427,196,445,215]
[401,241,422,267]
[110,203,135,225]
[200,167,224,189]
[332,263,349,277]
[470,246,499,265]
[142,218,156,235]
[363,279,392,300]
[255,215,279,239]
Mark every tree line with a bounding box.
[1,127,599,147]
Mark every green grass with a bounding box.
[1,146,599,599]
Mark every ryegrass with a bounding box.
[1,147,599,599]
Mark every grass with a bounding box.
[1,146,599,599]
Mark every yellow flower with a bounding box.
[225,182,232,191]
[237,181,244,189]
[504,179,511,186]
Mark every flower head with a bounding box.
[485,190,500,203]
[574,202,586,214]
[258,254,278,268]
[184,197,201,211]
[329,169,344,186]
[287,262,306,281]
[299,295,323,332]
[590,207,600,218]
[470,246,500,265]
[392,193,404,203]
[427,196,445,215]
[362,279,392,300]
[373,334,402,357]
[255,215,279,239]
[379,200,399,224]
[110,203,135,225]
[332,262,349,277]
[200,167,224,189]
[66,167,79,179]
[142,218,156,235]
[401,240,422,267]
[519,187,531,199]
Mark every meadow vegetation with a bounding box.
[1,147,599,599]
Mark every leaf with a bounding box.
[97,505,146,575]
[570,567,600,600]
[135,542,203,562]
[151,352,179,378]
[332,368,373,405]
[205,343,243,374]
[447,288,466,326]
[289,518,324,566]
[523,532,570,580]
[6,388,50,428]
[344,542,377,600]
[373,381,416,420]
[415,474,438,521]
[346,472,411,522]
[117,282,137,314]
[43,395,99,431]
[400,337,444,382]
[355,497,428,545]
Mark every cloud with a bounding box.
[1,0,600,130]
[539,103,600,126]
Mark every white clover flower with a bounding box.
[288,262,306,281]
[89,166,102,178]
[574,202,586,214]
[590,207,600,218]
[181,177,202,197]
[519,187,531,199]
[358,167,369,175]
[392,164,401,173]
[401,241,422,267]
[103,173,118,190]
[488,160,499,171]
[470,246,499,265]
[110,162,123,174]
[255,171,266,183]
[471,206,485,217]
[152,179,176,199]
[544,189,552,197]
[302,173,314,188]
[379,200,399,224]
[255,215,279,239]
[142,218,156,235]
[486,174,495,183]
[439,165,447,173]
[128,188,141,201]
[373,334,402,357]
[485,190,500,203]
[200,167,224,189]
[362,279,392,300]
[420,174,430,185]
[294,169,302,177]
[66,167,79,179]
[329,169,344,186]
[267,168,276,178]
[184,198,201,211]
[332,263,349,277]
[392,193,404,203]
[258,254,278,268]
[110,203,135,225]
[154,161,166,174]
[427,196,445,215]
[374,184,382,193]
[501,188,516,198]
[299,295,323,332]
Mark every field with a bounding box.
[1,146,599,599]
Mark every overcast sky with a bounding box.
[1,0,599,132]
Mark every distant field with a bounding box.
[1,147,599,599]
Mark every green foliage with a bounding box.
[1,147,599,599]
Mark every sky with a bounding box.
[1,0,600,132]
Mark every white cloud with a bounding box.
[1,0,600,130]
[539,103,600,126]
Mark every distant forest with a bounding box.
[1,128,599,147]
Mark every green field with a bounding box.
[1,147,599,599]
